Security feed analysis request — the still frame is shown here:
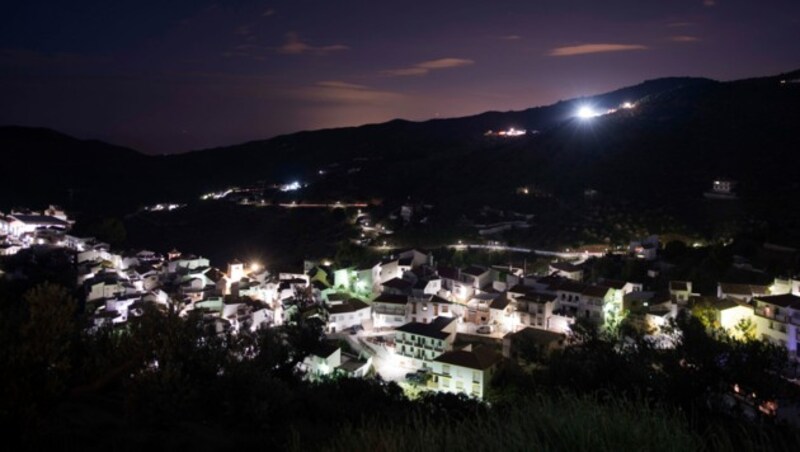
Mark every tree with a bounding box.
[0,283,78,429]
[85,217,127,247]
[733,317,756,341]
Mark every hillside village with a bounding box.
[2,205,800,404]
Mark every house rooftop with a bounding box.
[382,277,412,290]
[693,296,742,311]
[373,293,408,305]
[718,282,770,296]
[434,345,501,370]
[508,284,539,295]
[489,296,510,310]
[396,316,456,340]
[328,298,370,314]
[462,266,489,277]
[755,293,800,309]
[553,280,588,293]
[11,214,71,227]
[602,279,628,290]
[337,358,369,373]
[310,342,340,359]
[505,327,565,347]
[429,294,453,305]
[517,293,558,304]
[670,280,690,292]
[582,285,611,298]
[437,266,460,280]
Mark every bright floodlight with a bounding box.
[577,106,598,119]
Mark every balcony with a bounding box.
[755,307,787,322]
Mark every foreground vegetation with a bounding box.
[0,278,798,450]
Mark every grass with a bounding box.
[292,392,798,452]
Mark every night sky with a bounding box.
[1,0,799,154]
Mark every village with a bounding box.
[1,203,799,404]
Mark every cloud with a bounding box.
[293,81,403,104]
[278,32,349,55]
[262,9,275,17]
[547,43,648,57]
[382,57,474,76]
[667,21,695,28]
[316,81,370,90]
[703,0,716,6]
[235,25,252,36]
[499,34,522,41]
[669,35,700,42]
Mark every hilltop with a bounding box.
[1,69,800,246]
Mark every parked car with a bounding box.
[476,325,493,334]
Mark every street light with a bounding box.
[576,106,599,119]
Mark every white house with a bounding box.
[407,294,456,325]
[430,345,502,399]
[461,266,492,289]
[326,298,372,333]
[669,280,694,304]
[753,294,800,360]
[697,296,754,339]
[395,316,458,368]
[717,282,771,303]
[303,343,342,380]
[167,255,211,274]
[509,286,557,329]
[372,293,408,328]
[629,236,659,261]
[397,248,431,269]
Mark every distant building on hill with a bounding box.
[704,179,737,200]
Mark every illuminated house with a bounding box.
[503,327,566,362]
[507,286,559,330]
[395,316,457,368]
[551,279,615,324]
[381,277,413,296]
[669,280,694,304]
[704,179,738,200]
[430,345,502,399]
[0,211,72,237]
[629,236,659,261]
[488,295,518,333]
[302,343,341,380]
[355,263,380,293]
[408,294,455,324]
[691,296,754,339]
[372,293,409,328]
[717,282,771,303]
[461,265,492,289]
[753,294,800,359]
[325,298,371,333]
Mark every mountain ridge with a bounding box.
[1,69,799,240]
